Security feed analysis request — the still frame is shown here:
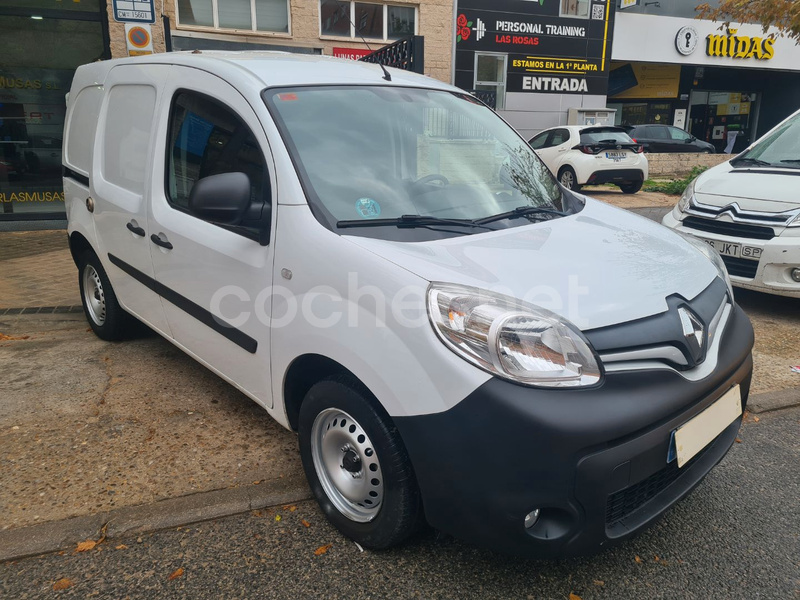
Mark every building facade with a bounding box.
[609,4,800,153]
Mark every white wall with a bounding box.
[499,92,607,139]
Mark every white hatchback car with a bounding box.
[529,125,648,194]
[662,108,800,298]
[64,52,752,557]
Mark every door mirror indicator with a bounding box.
[188,172,252,225]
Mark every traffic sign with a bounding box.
[125,23,154,56]
[113,0,156,23]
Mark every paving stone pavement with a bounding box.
[0,231,79,309]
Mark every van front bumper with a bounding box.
[394,305,754,557]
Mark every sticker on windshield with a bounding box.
[355,198,381,219]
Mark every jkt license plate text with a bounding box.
[673,385,742,468]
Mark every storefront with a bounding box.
[453,0,616,138]
[0,1,110,221]
[609,12,800,153]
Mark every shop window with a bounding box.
[320,1,417,40]
[474,53,507,111]
[166,91,267,212]
[177,0,289,33]
[560,0,589,18]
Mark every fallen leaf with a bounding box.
[275,514,282,522]
[283,504,298,512]
[753,416,760,422]
[735,438,742,443]
[115,544,128,550]
[53,578,73,590]
[654,555,659,561]
[253,480,262,485]
[168,567,184,580]
[634,555,642,564]
[75,540,97,552]
[300,519,311,528]
[593,580,605,586]
[314,543,333,556]
[569,594,582,600]
[0,333,29,341]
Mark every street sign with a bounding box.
[113,0,156,24]
[125,23,154,56]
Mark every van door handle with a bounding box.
[126,221,146,237]
[150,233,173,250]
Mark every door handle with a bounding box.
[126,221,146,237]
[150,233,173,250]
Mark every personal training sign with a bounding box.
[454,0,616,96]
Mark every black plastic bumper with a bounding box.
[587,169,644,185]
[394,306,754,557]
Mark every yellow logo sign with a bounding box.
[706,29,775,60]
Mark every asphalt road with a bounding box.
[2,407,798,600]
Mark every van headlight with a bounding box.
[676,178,696,213]
[679,233,734,299]
[427,284,602,388]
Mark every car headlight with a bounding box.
[679,233,734,299]
[427,283,602,388]
[676,177,697,213]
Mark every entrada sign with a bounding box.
[706,29,775,60]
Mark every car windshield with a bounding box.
[579,128,634,144]
[263,86,566,239]
[732,110,800,168]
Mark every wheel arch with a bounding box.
[68,230,96,266]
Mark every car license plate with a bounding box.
[605,151,626,161]
[701,238,741,258]
[672,386,742,468]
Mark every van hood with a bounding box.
[345,199,718,331]
[695,161,800,212]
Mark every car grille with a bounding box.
[682,216,775,240]
[721,256,759,279]
[606,444,712,528]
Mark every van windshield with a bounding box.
[731,110,800,169]
[264,86,568,239]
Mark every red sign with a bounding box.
[332,47,373,60]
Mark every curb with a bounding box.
[747,388,800,414]
[0,474,311,563]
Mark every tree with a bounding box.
[696,1,800,42]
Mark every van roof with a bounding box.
[77,51,456,92]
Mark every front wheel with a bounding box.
[78,251,134,341]
[298,376,422,549]
[619,181,643,194]
[558,166,581,191]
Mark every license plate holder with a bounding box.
[669,385,742,468]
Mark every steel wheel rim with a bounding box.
[560,170,574,189]
[82,264,106,326]
[310,408,384,523]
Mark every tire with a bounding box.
[619,181,643,194]
[298,376,422,549]
[558,166,581,191]
[77,250,134,341]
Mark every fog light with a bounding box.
[792,268,800,283]
[524,509,541,529]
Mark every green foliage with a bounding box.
[643,166,708,195]
[697,1,800,42]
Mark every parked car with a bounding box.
[624,124,716,154]
[528,125,648,193]
[662,107,800,298]
[64,53,753,557]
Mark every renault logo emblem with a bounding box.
[678,307,705,359]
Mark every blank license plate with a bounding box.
[673,385,742,468]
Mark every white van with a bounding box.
[662,108,800,298]
[63,52,754,557]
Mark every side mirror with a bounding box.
[188,172,251,225]
[687,136,696,143]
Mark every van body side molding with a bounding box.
[107,253,258,354]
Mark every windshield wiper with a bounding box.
[780,159,800,165]
[336,214,494,230]
[730,157,772,167]
[474,206,568,226]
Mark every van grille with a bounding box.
[721,256,759,279]
[682,216,775,240]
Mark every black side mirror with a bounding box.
[687,136,696,143]
[188,172,251,225]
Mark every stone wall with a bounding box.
[108,1,454,84]
[646,153,732,178]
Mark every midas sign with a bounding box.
[706,29,775,60]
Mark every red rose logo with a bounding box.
[460,26,471,40]
[456,14,473,43]
[457,14,467,27]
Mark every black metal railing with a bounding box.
[467,90,497,110]
[359,35,424,74]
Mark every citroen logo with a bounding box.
[678,307,705,360]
